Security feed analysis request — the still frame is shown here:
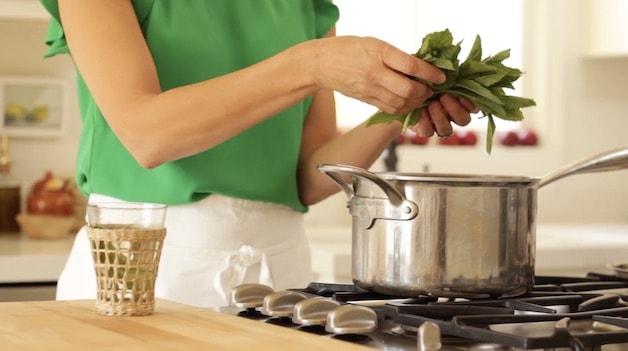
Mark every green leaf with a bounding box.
[494,95,536,121]
[500,107,525,121]
[502,95,537,110]
[462,35,483,64]
[428,57,457,71]
[366,110,404,126]
[406,109,421,129]
[367,29,536,154]
[417,29,454,56]
[455,79,504,104]
[486,115,496,154]
[483,49,511,64]
[459,61,498,80]
[494,65,523,86]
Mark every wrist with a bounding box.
[287,39,328,92]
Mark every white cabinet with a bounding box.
[583,0,628,57]
[0,0,49,20]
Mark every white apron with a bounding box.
[56,193,313,308]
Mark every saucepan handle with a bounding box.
[538,147,628,188]
[317,164,418,229]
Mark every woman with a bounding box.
[40,0,475,307]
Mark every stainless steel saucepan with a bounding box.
[318,147,628,298]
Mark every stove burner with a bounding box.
[381,292,628,349]
[226,274,628,350]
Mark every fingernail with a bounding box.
[437,72,446,83]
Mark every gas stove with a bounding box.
[216,273,628,351]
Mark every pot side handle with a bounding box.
[317,163,406,205]
[538,147,628,188]
[317,164,419,229]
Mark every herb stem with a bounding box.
[401,112,413,132]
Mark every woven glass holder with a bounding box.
[87,226,166,316]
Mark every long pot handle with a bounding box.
[538,147,628,188]
[317,164,419,228]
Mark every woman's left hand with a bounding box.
[409,94,478,138]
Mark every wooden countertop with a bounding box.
[0,299,373,350]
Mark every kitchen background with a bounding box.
[307,0,628,228]
[0,0,627,291]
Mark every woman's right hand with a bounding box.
[304,35,446,116]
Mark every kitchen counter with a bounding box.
[0,234,75,283]
[534,223,628,275]
[2,223,628,284]
[0,299,372,350]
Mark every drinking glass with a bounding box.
[85,202,167,316]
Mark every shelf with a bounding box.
[0,0,50,21]
[583,0,628,58]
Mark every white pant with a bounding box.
[56,193,313,307]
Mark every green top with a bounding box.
[39,0,339,212]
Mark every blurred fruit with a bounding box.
[44,177,65,191]
[28,105,50,122]
[518,129,539,146]
[4,103,27,122]
[499,131,518,146]
[457,130,478,146]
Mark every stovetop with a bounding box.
[217,273,628,351]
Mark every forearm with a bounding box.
[298,120,402,205]
[115,44,319,168]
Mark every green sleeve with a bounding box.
[38,0,156,57]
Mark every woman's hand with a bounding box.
[410,94,477,138]
[307,35,444,115]
[304,36,476,137]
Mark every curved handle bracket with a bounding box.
[351,196,418,229]
[317,163,419,228]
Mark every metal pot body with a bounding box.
[320,166,538,298]
[351,174,536,298]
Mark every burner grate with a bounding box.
[381,303,628,349]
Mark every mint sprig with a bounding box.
[367,29,536,153]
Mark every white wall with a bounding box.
[1,1,626,227]
[0,19,80,208]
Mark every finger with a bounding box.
[412,109,435,137]
[380,45,446,85]
[427,101,453,137]
[458,97,479,113]
[440,94,472,126]
[357,87,408,115]
[382,72,433,103]
[364,75,433,115]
